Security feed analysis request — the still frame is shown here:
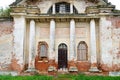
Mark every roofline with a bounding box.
[10,0,109,6]
[10,0,23,6]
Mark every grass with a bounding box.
[54,73,120,80]
[0,75,53,80]
[0,74,120,80]
[72,74,120,80]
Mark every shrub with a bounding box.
[0,7,11,17]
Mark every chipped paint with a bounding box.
[10,53,22,72]
[12,16,26,72]
[99,16,120,72]
[0,21,14,71]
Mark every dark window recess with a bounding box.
[73,6,78,14]
[56,3,60,13]
[65,4,70,13]
[56,2,70,14]
[47,2,78,14]
[48,6,52,14]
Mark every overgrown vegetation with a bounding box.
[113,10,120,13]
[0,7,11,17]
[0,74,120,80]
[54,74,120,80]
[0,75,53,80]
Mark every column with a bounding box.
[89,19,99,72]
[48,19,56,72]
[27,20,36,72]
[70,19,76,61]
[69,19,78,72]
[13,16,26,71]
[70,4,73,14]
[49,19,55,60]
[52,4,55,14]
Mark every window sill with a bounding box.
[38,60,48,63]
[77,61,89,62]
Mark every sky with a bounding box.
[0,0,120,10]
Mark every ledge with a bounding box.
[48,66,57,72]
[0,71,18,76]
[69,66,78,72]
[109,72,120,76]
[77,61,90,62]
[0,17,13,21]
[38,60,48,63]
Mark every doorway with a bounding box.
[58,43,68,69]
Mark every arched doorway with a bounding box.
[58,43,68,69]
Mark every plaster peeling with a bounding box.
[0,21,14,37]
[100,16,113,66]
[99,16,120,71]
[13,16,26,72]
[10,53,22,72]
[0,21,14,71]
[108,17,120,69]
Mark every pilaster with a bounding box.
[48,19,56,72]
[69,19,78,72]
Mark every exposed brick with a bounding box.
[10,53,22,72]
[76,61,90,72]
[0,21,14,37]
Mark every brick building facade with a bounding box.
[0,0,120,75]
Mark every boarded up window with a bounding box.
[38,42,48,59]
[40,44,47,58]
[77,41,88,61]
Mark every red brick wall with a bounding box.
[0,19,14,71]
[76,61,90,72]
[0,20,13,36]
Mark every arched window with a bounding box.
[48,2,78,14]
[38,42,48,60]
[77,41,88,61]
